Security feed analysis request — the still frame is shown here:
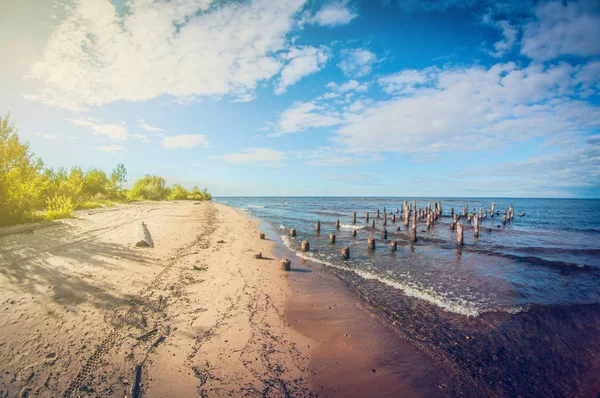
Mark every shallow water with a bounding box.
[218,197,600,396]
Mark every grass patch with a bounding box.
[75,199,124,210]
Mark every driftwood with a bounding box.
[135,222,154,248]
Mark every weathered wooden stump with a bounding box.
[390,241,397,251]
[450,221,456,231]
[316,221,321,233]
[371,220,375,228]
[411,216,417,242]
[474,215,479,238]
[381,229,387,239]
[341,247,350,260]
[376,209,380,218]
[301,240,310,252]
[259,232,266,240]
[352,212,357,224]
[391,214,396,223]
[468,215,472,223]
[254,252,263,259]
[383,217,387,227]
[502,215,507,225]
[368,238,376,250]
[335,219,340,229]
[450,207,454,216]
[329,233,336,244]
[290,228,296,237]
[351,229,357,237]
[426,214,431,229]
[366,212,370,222]
[135,222,154,247]
[280,259,291,272]
[396,208,399,214]
[457,223,464,246]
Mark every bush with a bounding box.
[127,175,169,201]
[44,195,75,221]
[168,184,190,200]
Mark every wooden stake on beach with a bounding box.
[316,221,320,233]
[301,240,310,252]
[260,232,266,240]
[457,223,464,246]
[390,241,397,251]
[342,247,350,260]
[474,215,479,238]
[280,259,291,272]
[352,212,357,224]
[329,233,336,244]
[368,238,376,250]
[290,228,296,237]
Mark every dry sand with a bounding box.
[0,201,450,397]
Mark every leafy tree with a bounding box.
[167,184,189,200]
[83,168,110,197]
[127,175,169,201]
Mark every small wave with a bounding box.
[339,224,364,230]
[279,224,286,230]
[314,211,346,217]
[247,205,265,208]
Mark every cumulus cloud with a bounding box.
[488,20,518,58]
[275,46,330,94]
[67,118,128,141]
[223,148,286,167]
[304,1,358,26]
[138,119,164,133]
[162,134,208,149]
[327,79,368,93]
[377,69,433,94]
[337,48,378,78]
[273,101,343,135]
[521,0,600,61]
[25,0,308,111]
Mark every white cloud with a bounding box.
[273,101,343,135]
[162,134,207,149]
[377,69,433,94]
[275,46,330,94]
[138,119,164,133]
[132,133,151,143]
[223,147,286,167]
[333,62,600,153]
[305,1,358,27]
[327,79,368,93]
[521,0,600,61]
[488,20,518,58]
[67,118,128,141]
[337,48,377,78]
[25,0,308,111]
[97,145,124,153]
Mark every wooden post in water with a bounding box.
[260,232,266,240]
[411,214,417,243]
[352,212,357,224]
[474,215,479,238]
[335,220,340,229]
[426,213,431,229]
[396,208,399,214]
[376,208,380,218]
[371,220,375,228]
[391,214,396,223]
[301,240,310,252]
[439,202,443,215]
[341,247,350,260]
[383,217,387,227]
[329,233,336,244]
[468,215,472,224]
[381,229,387,239]
[457,223,464,246]
[290,228,296,237]
[366,212,370,223]
[280,259,291,272]
[479,209,483,219]
[450,207,454,216]
[502,215,506,225]
[316,221,320,233]
[484,211,487,218]
[491,202,495,217]
[368,238,376,250]
[404,207,410,227]
[351,229,357,237]
[390,241,397,251]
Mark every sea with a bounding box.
[215,197,600,397]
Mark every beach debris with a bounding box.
[329,233,336,244]
[290,228,296,237]
[216,239,225,244]
[351,229,357,237]
[368,238,376,250]
[390,241,397,252]
[280,259,291,271]
[137,328,158,341]
[301,240,310,252]
[341,247,350,260]
[259,232,266,240]
[135,221,154,248]
[457,223,464,246]
[316,221,321,233]
[254,252,262,259]
[131,363,143,398]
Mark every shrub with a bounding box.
[168,184,190,200]
[44,195,74,221]
[127,175,169,201]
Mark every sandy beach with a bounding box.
[0,201,452,397]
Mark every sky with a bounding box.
[0,0,599,197]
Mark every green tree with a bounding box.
[167,184,189,200]
[83,168,110,197]
[0,114,47,225]
[127,175,169,201]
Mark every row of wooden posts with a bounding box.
[263,202,516,263]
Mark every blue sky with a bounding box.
[1,0,599,197]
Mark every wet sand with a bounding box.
[0,201,451,397]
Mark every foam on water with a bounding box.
[247,204,265,208]
[339,224,364,230]
[281,235,528,317]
